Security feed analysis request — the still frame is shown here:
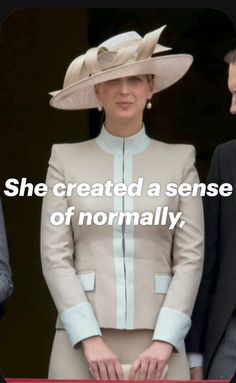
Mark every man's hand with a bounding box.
[82,336,124,380]
[128,340,173,380]
[190,367,203,380]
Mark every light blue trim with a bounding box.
[154,274,172,294]
[60,302,101,346]
[124,153,134,329]
[96,124,150,155]
[78,271,95,291]
[114,154,126,328]
[98,125,150,329]
[153,307,191,351]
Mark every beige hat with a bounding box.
[49,25,193,110]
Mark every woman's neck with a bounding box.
[104,119,143,138]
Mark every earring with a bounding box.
[146,100,152,110]
[97,104,103,112]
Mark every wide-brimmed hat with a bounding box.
[49,25,193,110]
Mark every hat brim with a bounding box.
[49,54,193,110]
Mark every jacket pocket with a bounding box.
[78,271,95,291]
[154,274,172,294]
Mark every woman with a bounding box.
[41,26,204,380]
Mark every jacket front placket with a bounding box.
[96,126,150,330]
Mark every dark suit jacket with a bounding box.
[0,199,13,318]
[186,139,236,376]
[0,302,5,319]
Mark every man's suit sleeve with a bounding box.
[0,199,13,306]
[185,146,221,353]
[40,145,101,346]
[153,146,204,351]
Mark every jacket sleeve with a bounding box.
[185,146,221,353]
[152,146,204,351]
[40,145,101,347]
[0,199,13,304]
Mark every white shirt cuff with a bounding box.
[187,352,203,368]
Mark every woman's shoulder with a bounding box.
[47,139,97,170]
[150,138,196,159]
[50,138,97,155]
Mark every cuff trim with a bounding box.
[153,306,191,351]
[61,302,101,346]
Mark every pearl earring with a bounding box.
[146,100,152,110]
[97,104,103,112]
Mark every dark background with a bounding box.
[0,7,235,378]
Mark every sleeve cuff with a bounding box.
[60,302,102,346]
[152,307,191,351]
[187,352,203,368]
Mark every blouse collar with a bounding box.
[96,124,150,155]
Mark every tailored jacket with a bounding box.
[0,199,13,318]
[186,139,236,376]
[41,126,204,351]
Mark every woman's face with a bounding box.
[94,75,154,123]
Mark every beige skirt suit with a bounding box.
[40,126,204,379]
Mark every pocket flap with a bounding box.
[155,274,172,294]
[78,271,95,291]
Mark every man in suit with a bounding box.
[0,198,13,319]
[186,48,236,379]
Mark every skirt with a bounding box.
[48,328,190,380]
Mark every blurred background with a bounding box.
[0,8,235,377]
